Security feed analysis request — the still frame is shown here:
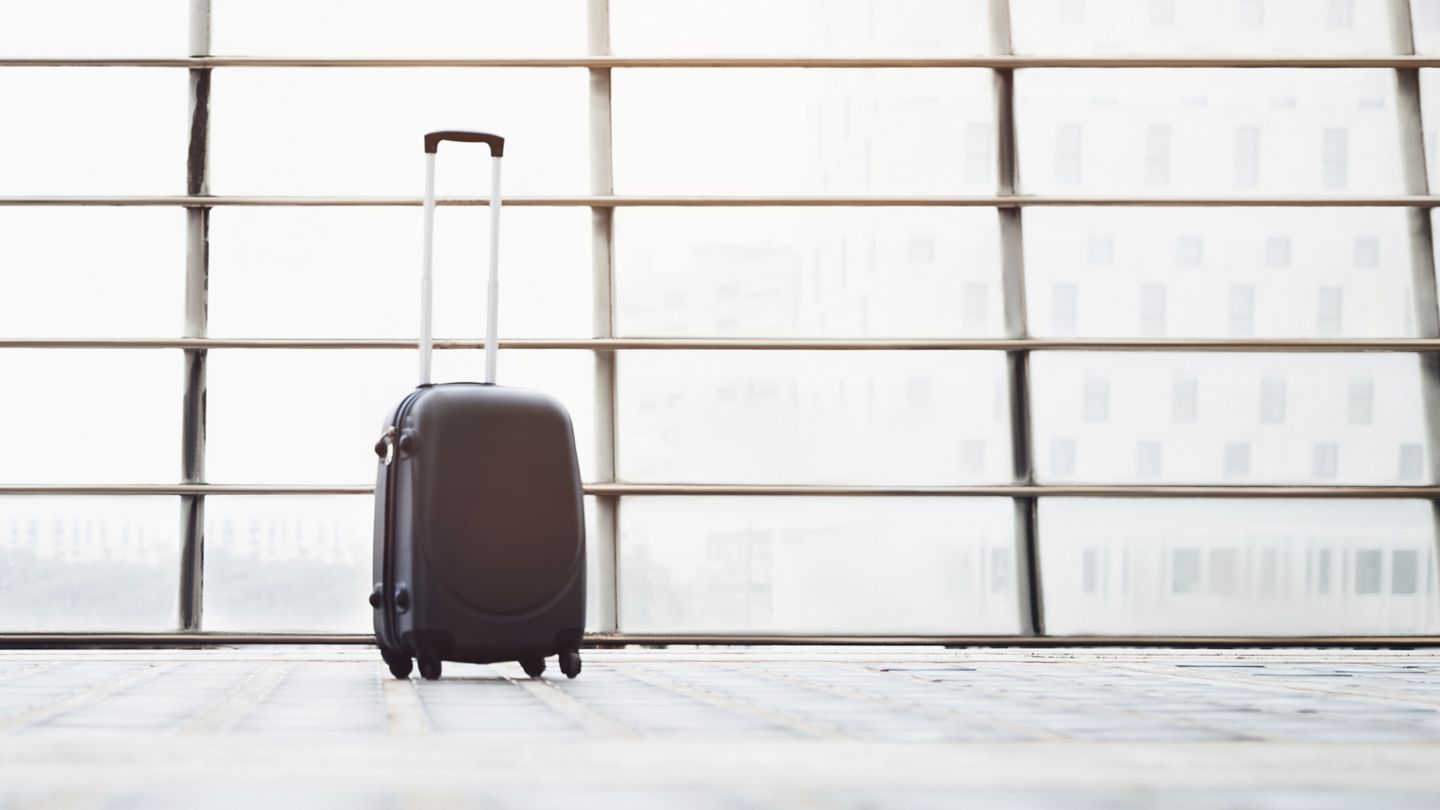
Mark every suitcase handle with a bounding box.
[419,130,503,386]
[424,130,505,157]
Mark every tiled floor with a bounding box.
[0,646,1438,808]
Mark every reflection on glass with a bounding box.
[203,496,372,632]
[0,70,185,194]
[618,351,1010,485]
[209,208,591,339]
[1031,352,1428,484]
[1025,208,1416,338]
[0,351,181,485]
[0,208,183,338]
[207,350,597,485]
[613,69,993,194]
[212,0,585,56]
[615,208,1002,338]
[1011,0,1392,55]
[1016,70,1402,194]
[0,497,179,631]
[210,69,587,195]
[611,0,990,56]
[1040,499,1440,635]
[620,497,1019,634]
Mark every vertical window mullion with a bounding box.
[178,0,211,632]
[589,0,620,635]
[990,0,1043,636]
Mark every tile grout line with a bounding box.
[382,668,432,737]
[498,663,641,738]
[176,662,294,735]
[0,663,178,733]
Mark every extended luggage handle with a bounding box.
[419,129,505,387]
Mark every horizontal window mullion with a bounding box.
[10,338,1440,351]
[8,56,1440,69]
[12,195,1440,207]
[5,483,1440,498]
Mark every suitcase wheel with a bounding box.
[380,647,413,680]
[418,652,443,681]
[559,649,581,680]
[519,656,546,679]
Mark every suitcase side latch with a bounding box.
[375,426,397,466]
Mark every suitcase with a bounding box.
[369,130,586,681]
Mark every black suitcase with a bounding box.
[369,130,586,681]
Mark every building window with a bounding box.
[1145,125,1171,187]
[1140,284,1167,336]
[1322,128,1348,190]
[1224,441,1251,479]
[1355,549,1382,594]
[1317,286,1343,336]
[1260,376,1286,424]
[1052,282,1078,334]
[1136,440,1163,479]
[1050,438,1076,477]
[1347,377,1373,424]
[1229,285,1255,336]
[1399,443,1425,481]
[1234,126,1260,189]
[1393,550,1419,595]
[1173,375,1199,423]
[1328,0,1354,29]
[1265,236,1290,267]
[1172,548,1201,594]
[1056,124,1082,185]
[1177,236,1203,266]
[1083,377,1110,422]
[1312,442,1339,479]
[1088,234,1115,266]
[1353,237,1379,268]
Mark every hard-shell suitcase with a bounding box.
[370,130,586,681]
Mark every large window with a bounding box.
[3,0,1439,638]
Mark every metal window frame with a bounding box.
[4,0,1440,643]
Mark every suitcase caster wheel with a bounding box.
[558,649,581,679]
[520,657,546,678]
[381,648,412,680]
[418,653,443,681]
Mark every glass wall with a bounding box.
[1,0,1437,637]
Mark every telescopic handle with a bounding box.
[418,131,504,387]
[424,130,505,157]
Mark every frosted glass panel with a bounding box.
[1025,208,1416,338]
[0,70,186,194]
[210,70,587,195]
[618,351,1010,485]
[613,69,994,194]
[611,0,990,56]
[0,1,186,56]
[209,208,590,339]
[0,209,183,338]
[0,351,180,485]
[207,350,596,484]
[1016,70,1403,195]
[620,497,1020,634]
[0,497,179,631]
[212,0,585,56]
[1040,499,1440,636]
[615,208,1002,338]
[1030,353,1428,484]
[1012,0,1393,55]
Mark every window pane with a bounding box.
[0,70,186,194]
[1016,70,1402,195]
[619,497,1020,634]
[1040,499,1440,636]
[0,497,179,631]
[209,208,590,339]
[1025,208,1416,338]
[615,208,1002,338]
[0,209,183,338]
[1411,2,1440,54]
[212,0,585,56]
[0,1,186,57]
[207,350,596,485]
[610,0,991,56]
[210,70,587,195]
[1030,352,1427,484]
[1011,0,1393,55]
[618,351,1010,485]
[203,496,371,632]
[0,351,180,484]
[613,69,993,194]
